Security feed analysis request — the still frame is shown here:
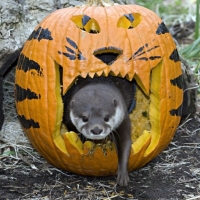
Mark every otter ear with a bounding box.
[70,100,75,108]
[113,99,118,107]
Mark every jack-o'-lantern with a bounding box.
[15,0,183,176]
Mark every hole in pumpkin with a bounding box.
[117,13,142,29]
[93,47,123,65]
[71,15,100,34]
[61,74,150,156]
[52,59,155,170]
[62,75,136,131]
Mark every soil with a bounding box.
[0,115,200,200]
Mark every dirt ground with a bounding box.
[0,114,200,200]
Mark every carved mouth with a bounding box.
[93,46,123,65]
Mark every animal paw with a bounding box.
[117,170,129,187]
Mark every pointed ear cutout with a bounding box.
[113,99,118,107]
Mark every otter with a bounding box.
[63,76,136,187]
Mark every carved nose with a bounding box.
[91,126,103,135]
[93,46,123,65]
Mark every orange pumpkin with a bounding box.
[15,0,183,176]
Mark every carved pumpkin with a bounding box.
[15,1,183,176]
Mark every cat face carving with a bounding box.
[15,4,183,176]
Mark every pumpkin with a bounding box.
[15,0,183,176]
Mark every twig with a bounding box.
[100,183,111,199]
[178,118,192,129]
[178,178,199,184]
[184,85,200,92]
[191,128,200,134]
[187,195,200,200]
[103,194,119,200]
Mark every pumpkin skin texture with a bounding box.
[15,4,183,176]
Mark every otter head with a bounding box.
[69,84,125,140]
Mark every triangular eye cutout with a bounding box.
[117,13,142,29]
[71,15,100,34]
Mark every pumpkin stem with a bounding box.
[85,0,115,6]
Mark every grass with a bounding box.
[195,0,200,39]
[180,37,200,62]
[136,0,189,17]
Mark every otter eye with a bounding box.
[104,115,110,122]
[82,116,88,123]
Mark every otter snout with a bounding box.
[90,126,103,135]
[85,124,111,140]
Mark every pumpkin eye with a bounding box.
[71,15,100,34]
[117,13,142,29]
[104,115,109,122]
[81,116,88,123]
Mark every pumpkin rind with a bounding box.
[15,4,183,176]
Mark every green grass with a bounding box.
[179,37,200,92]
[179,37,200,63]
[135,0,189,16]
[195,0,199,39]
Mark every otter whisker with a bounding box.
[112,129,121,140]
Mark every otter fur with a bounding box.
[63,76,136,186]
